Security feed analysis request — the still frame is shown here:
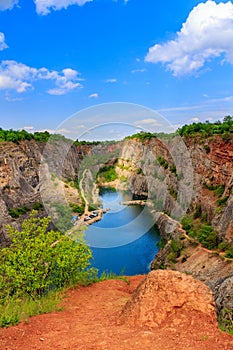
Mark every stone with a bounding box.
[120,270,217,329]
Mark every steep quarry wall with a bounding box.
[0,140,84,246]
[186,136,233,240]
[118,136,233,241]
[116,136,233,324]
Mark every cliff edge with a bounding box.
[1,271,232,350]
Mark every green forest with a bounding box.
[178,115,233,137]
[0,115,232,144]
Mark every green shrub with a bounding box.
[157,238,167,249]
[181,215,219,250]
[203,144,210,153]
[32,202,44,210]
[8,206,30,218]
[169,164,177,174]
[181,215,194,232]
[157,156,168,169]
[167,251,178,264]
[217,196,229,206]
[196,224,218,249]
[219,308,233,335]
[137,168,143,174]
[193,204,202,219]
[204,184,225,197]
[97,165,118,182]
[170,238,183,258]
[218,241,229,251]
[0,212,97,303]
[88,204,98,212]
[225,246,233,258]
[215,185,225,198]
[70,202,85,215]
[120,175,127,182]
[168,186,178,200]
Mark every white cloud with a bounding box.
[0,33,8,51]
[0,0,18,11]
[134,118,162,128]
[189,117,200,123]
[0,60,82,95]
[88,92,99,98]
[145,1,233,76]
[34,0,92,15]
[21,126,35,132]
[131,68,146,74]
[105,78,117,83]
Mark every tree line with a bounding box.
[0,128,71,143]
[178,115,233,137]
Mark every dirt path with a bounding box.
[0,276,233,350]
[79,168,90,215]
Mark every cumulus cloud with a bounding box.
[34,0,92,15]
[0,33,8,51]
[0,60,82,95]
[0,0,18,11]
[145,1,233,76]
[88,92,99,98]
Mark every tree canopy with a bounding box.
[0,128,71,143]
[178,116,233,137]
[0,212,96,302]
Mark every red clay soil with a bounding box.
[0,274,233,350]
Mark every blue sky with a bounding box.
[0,0,233,136]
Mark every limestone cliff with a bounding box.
[117,135,233,241]
[0,140,85,246]
[116,135,233,326]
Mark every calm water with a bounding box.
[85,188,160,275]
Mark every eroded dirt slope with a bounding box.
[1,272,233,350]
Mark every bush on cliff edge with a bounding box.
[0,211,97,326]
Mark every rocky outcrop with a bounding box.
[120,270,217,329]
[215,275,233,325]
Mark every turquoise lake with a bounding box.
[85,188,160,275]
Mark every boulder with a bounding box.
[120,270,217,329]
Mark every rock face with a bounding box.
[0,140,84,246]
[118,135,233,241]
[117,135,233,325]
[215,275,233,324]
[118,137,193,220]
[120,270,217,329]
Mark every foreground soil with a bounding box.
[0,275,233,350]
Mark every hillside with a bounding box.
[1,271,233,350]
